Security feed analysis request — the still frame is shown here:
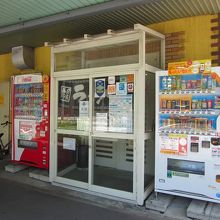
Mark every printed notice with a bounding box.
[79,101,89,117]
[95,113,108,131]
[109,95,132,133]
[63,137,76,150]
[160,134,188,155]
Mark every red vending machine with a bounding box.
[12,74,50,169]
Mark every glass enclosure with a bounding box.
[51,24,164,205]
[145,33,162,69]
[55,41,139,72]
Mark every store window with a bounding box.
[57,133,89,183]
[57,79,89,131]
[92,137,133,192]
[93,74,134,134]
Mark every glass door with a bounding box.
[90,73,136,199]
[55,77,90,187]
[54,72,136,199]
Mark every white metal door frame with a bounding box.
[50,67,138,201]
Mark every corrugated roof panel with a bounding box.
[1,0,220,30]
[0,0,111,27]
[62,0,220,38]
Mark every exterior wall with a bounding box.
[0,15,217,82]
[0,46,50,82]
[148,15,216,61]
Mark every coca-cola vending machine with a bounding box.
[12,74,50,169]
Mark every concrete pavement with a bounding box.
[0,178,155,220]
[0,159,176,220]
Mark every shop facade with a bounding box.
[49,24,165,205]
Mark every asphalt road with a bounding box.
[0,178,155,220]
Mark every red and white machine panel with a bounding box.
[12,74,50,169]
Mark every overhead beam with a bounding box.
[0,0,162,36]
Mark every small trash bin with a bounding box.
[77,145,88,168]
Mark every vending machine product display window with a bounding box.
[155,62,220,203]
[49,24,165,205]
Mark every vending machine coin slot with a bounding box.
[202,141,210,148]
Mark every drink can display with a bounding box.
[187,80,192,89]
[197,100,202,109]
[196,79,201,89]
[167,100,172,109]
[167,77,172,90]
[192,100,197,109]
[207,75,212,89]
[181,80,187,90]
[161,99,167,109]
[185,100,190,109]
[171,100,176,109]
[207,100,212,109]
[202,100,207,109]
[208,120,213,129]
[202,76,208,89]
[191,80,196,89]
[161,76,167,91]
[176,100,180,110]
[176,76,181,90]
[171,76,176,90]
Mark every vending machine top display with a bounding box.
[12,74,50,169]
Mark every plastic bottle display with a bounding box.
[14,83,43,119]
[159,73,219,135]
[160,74,216,92]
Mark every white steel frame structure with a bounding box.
[49,24,165,205]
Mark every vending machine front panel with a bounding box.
[155,66,220,203]
[12,74,50,169]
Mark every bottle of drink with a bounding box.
[171,76,177,90]
[202,76,207,90]
[161,76,167,91]
[176,76,181,90]
[207,75,212,90]
[167,77,172,91]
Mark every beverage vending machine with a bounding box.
[155,60,220,203]
[12,74,50,169]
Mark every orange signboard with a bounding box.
[168,59,211,75]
